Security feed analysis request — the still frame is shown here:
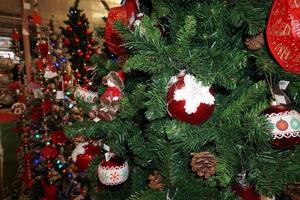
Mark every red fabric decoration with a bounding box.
[41,145,58,159]
[31,11,42,25]
[50,130,67,145]
[38,43,49,58]
[101,87,122,101]
[105,0,139,56]
[42,98,52,114]
[12,29,20,41]
[266,0,300,74]
[72,143,100,171]
[117,70,126,82]
[231,184,260,200]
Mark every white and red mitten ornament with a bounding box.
[264,101,300,149]
[105,0,140,57]
[166,72,215,125]
[98,153,129,186]
[266,0,300,74]
[71,142,100,171]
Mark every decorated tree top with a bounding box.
[60,0,96,86]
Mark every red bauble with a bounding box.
[85,54,90,61]
[36,58,44,71]
[77,21,82,26]
[77,50,84,57]
[87,44,92,49]
[63,38,70,46]
[74,37,80,44]
[90,38,95,44]
[86,29,92,35]
[71,142,100,171]
[231,184,260,200]
[266,0,300,74]
[75,72,81,78]
[166,72,215,125]
[31,11,42,25]
[105,0,139,56]
[66,26,72,32]
[264,101,300,149]
[98,153,129,186]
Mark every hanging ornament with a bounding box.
[190,152,217,179]
[71,142,100,171]
[66,26,73,32]
[105,0,140,57]
[98,153,129,186]
[50,130,67,145]
[231,171,260,200]
[266,0,300,74]
[264,101,300,149]
[74,37,80,44]
[63,38,71,46]
[77,50,84,57]
[166,71,215,125]
[38,42,49,58]
[245,31,264,50]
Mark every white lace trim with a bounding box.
[265,110,300,139]
[98,161,129,185]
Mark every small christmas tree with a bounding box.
[60,0,96,86]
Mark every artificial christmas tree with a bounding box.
[62,0,300,199]
[60,0,96,86]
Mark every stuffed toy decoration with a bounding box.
[266,0,300,74]
[105,0,140,57]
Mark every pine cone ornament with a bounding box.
[190,152,217,179]
[285,182,300,200]
[245,32,264,50]
[148,171,164,191]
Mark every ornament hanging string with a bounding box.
[264,72,275,99]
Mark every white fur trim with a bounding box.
[71,142,88,162]
[174,74,215,114]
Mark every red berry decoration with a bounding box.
[266,0,300,74]
[77,21,82,26]
[71,142,100,171]
[264,101,300,149]
[105,0,139,56]
[74,37,80,44]
[166,72,215,125]
[77,50,84,57]
[85,54,90,61]
[98,153,129,186]
[63,38,70,46]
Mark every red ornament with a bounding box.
[71,142,100,171]
[63,38,70,46]
[98,153,129,186]
[266,0,300,74]
[74,37,80,44]
[38,42,49,58]
[87,44,92,49]
[41,145,58,159]
[50,130,67,145]
[264,101,300,149]
[31,11,42,25]
[166,72,215,125]
[66,26,73,32]
[90,38,95,44]
[86,29,92,35]
[75,72,81,79]
[31,104,43,121]
[77,21,82,26]
[77,50,84,57]
[85,54,90,61]
[12,29,20,41]
[231,183,260,200]
[105,0,139,56]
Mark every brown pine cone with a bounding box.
[245,32,264,50]
[148,171,164,191]
[190,152,217,179]
[284,182,300,200]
